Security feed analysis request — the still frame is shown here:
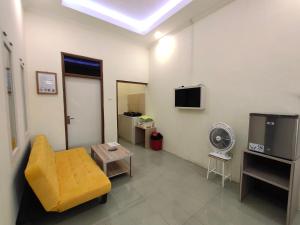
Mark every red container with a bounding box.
[150,132,163,151]
[150,140,163,151]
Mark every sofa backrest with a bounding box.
[25,135,60,211]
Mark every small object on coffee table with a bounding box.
[108,146,118,151]
[91,144,133,178]
[107,142,120,151]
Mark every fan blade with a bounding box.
[223,138,231,140]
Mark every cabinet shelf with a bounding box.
[243,167,289,191]
[240,150,300,225]
[242,151,291,191]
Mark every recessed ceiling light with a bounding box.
[62,0,192,35]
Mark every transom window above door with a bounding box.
[62,53,102,79]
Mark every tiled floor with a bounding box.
[36,140,300,225]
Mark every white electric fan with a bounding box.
[209,122,235,160]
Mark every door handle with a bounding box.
[66,115,75,124]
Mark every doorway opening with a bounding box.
[116,80,148,144]
[61,52,104,149]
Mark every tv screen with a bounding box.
[175,86,202,108]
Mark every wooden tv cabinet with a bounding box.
[240,150,300,225]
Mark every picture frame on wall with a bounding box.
[36,71,58,95]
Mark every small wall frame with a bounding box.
[36,71,58,95]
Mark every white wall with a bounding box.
[24,9,149,149]
[0,1,30,224]
[147,0,300,206]
[118,83,146,114]
[2,2,299,224]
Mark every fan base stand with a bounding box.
[207,152,232,187]
[209,151,232,160]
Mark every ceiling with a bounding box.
[23,0,234,45]
[87,0,174,20]
[61,0,193,35]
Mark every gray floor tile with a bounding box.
[186,187,286,225]
[293,213,300,225]
[110,181,144,209]
[122,201,169,225]
[146,190,193,225]
[183,215,204,225]
[32,139,300,225]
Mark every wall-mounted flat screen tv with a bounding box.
[175,85,205,109]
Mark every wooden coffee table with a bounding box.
[91,144,133,178]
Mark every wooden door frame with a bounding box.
[116,80,148,142]
[61,52,105,149]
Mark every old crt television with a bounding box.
[248,113,300,160]
[175,85,205,109]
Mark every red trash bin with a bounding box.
[150,132,163,151]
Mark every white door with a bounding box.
[66,76,102,148]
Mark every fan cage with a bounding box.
[209,122,235,154]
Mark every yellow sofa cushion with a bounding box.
[25,135,111,212]
[25,135,60,211]
[55,148,111,212]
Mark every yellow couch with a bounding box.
[25,135,111,212]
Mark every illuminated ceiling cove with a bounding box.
[62,0,193,35]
